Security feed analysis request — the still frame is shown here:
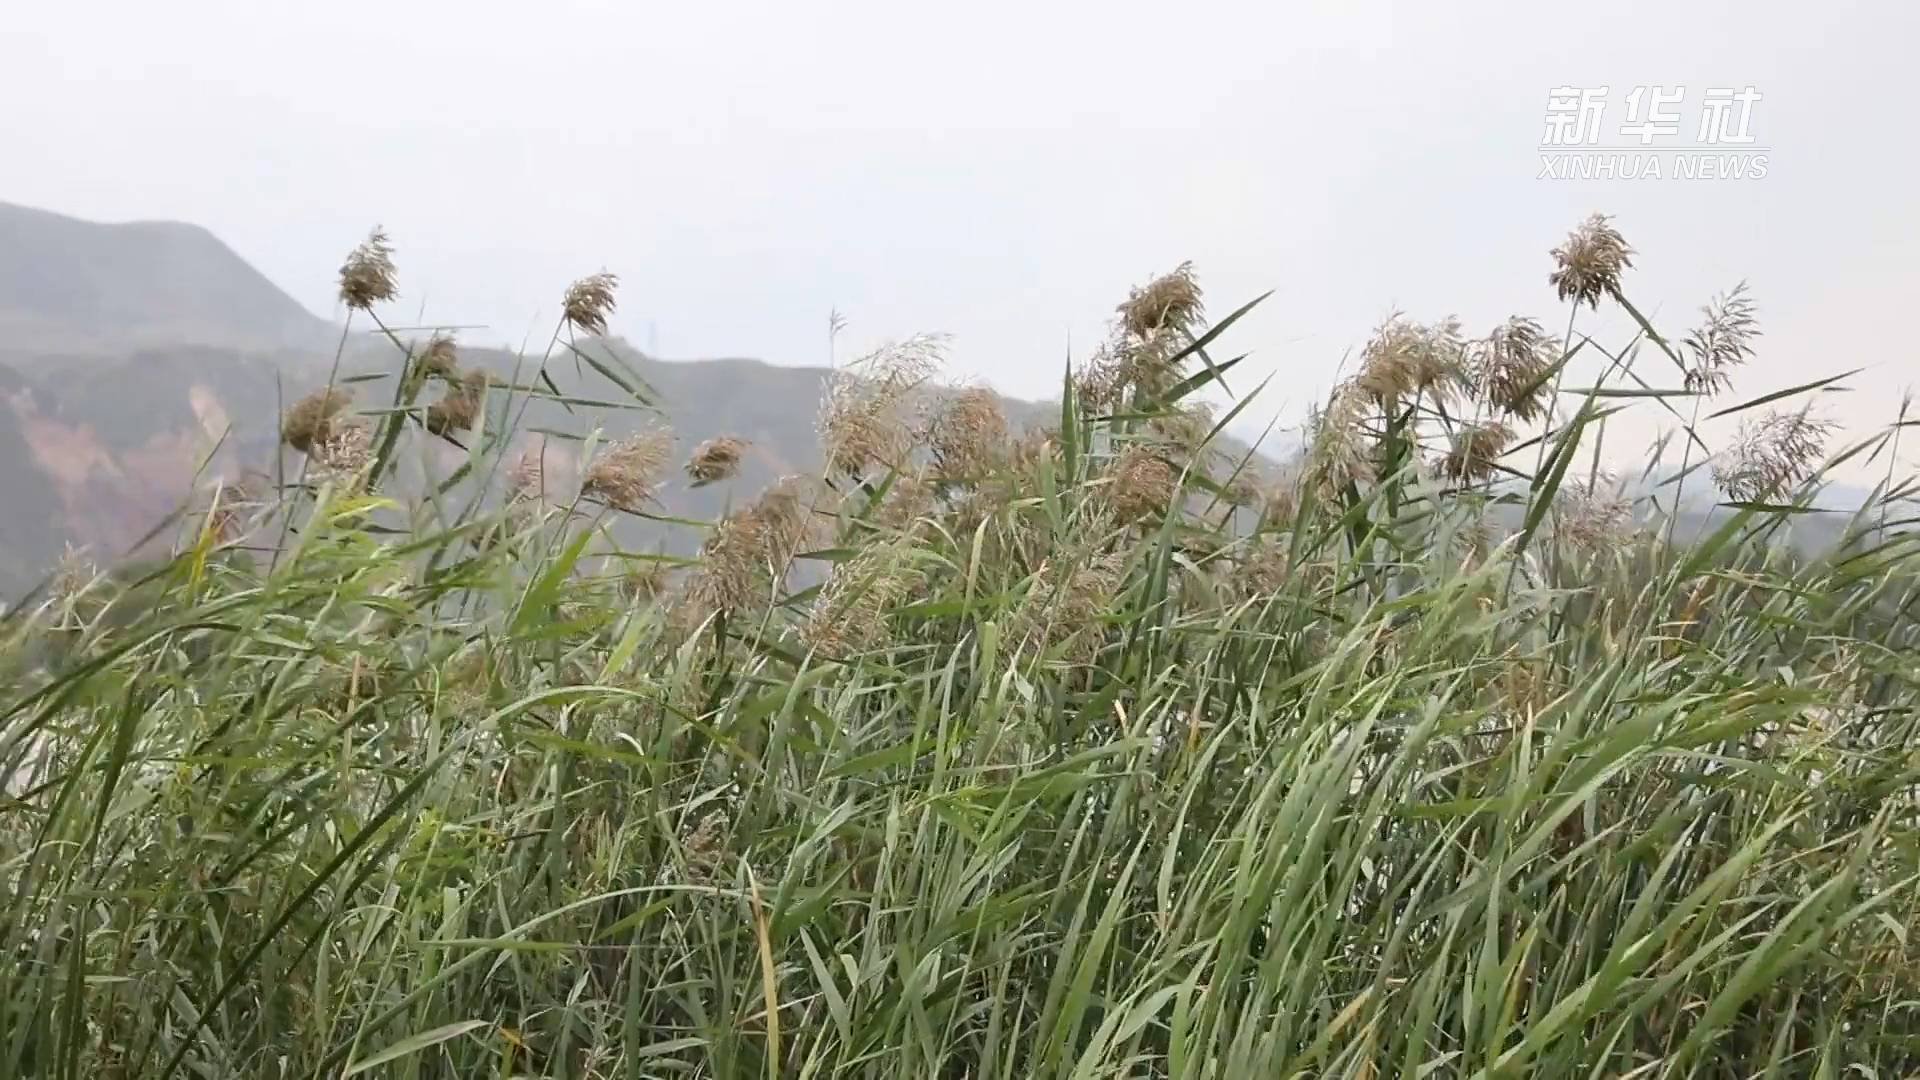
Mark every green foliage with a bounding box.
[1,226,1918,1079]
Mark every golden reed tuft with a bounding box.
[1355,315,1468,406]
[1118,261,1205,341]
[562,272,619,338]
[281,386,353,454]
[802,544,921,654]
[314,422,374,486]
[580,428,674,513]
[1548,212,1633,309]
[338,227,398,311]
[685,435,748,486]
[1443,421,1514,483]
[1306,386,1374,497]
[418,332,460,379]
[1682,282,1759,397]
[1474,316,1557,423]
[927,387,1009,483]
[820,335,942,478]
[425,370,488,435]
[1713,408,1834,502]
[1108,447,1178,523]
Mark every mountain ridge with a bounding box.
[0,199,335,359]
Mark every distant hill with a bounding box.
[0,203,1086,598]
[0,200,334,359]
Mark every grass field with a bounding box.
[2,215,1917,1078]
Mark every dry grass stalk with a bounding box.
[1150,402,1216,457]
[1306,386,1374,497]
[677,475,820,626]
[1548,213,1633,309]
[338,227,398,311]
[1262,471,1302,529]
[563,272,619,337]
[821,335,943,478]
[425,370,488,435]
[281,386,353,454]
[874,469,936,533]
[927,387,1009,482]
[1475,316,1557,423]
[685,436,748,486]
[1021,552,1128,662]
[1713,408,1835,502]
[314,422,374,486]
[680,810,727,886]
[1443,421,1515,482]
[580,428,674,513]
[1355,315,1468,406]
[1118,261,1205,342]
[1556,475,1632,552]
[507,446,546,504]
[622,562,672,603]
[1220,467,1263,509]
[1108,447,1178,523]
[1682,282,1759,396]
[51,543,97,604]
[418,332,460,379]
[802,544,922,654]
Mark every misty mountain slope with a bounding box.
[0,202,1105,595]
[0,200,334,358]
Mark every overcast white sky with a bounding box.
[3,0,1916,464]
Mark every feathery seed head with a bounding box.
[1549,213,1633,309]
[820,335,942,478]
[281,386,353,454]
[1306,386,1375,496]
[418,332,460,379]
[1119,261,1204,342]
[749,474,818,571]
[622,562,672,603]
[338,227,398,311]
[685,435,749,486]
[1009,426,1058,476]
[875,469,936,533]
[680,810,727,885]
[580,428,674,513]
[507,446,546,503]
[1261,471,1302,529]
[1682,282,1759,397]
[1557,474,1633,552]
[1108,446,1179,523]
[562,272,619,337]
[315,421,374,486]
[1356,315,1468,405]
[1713,408,1835,502]
[1149,402,1216,456]
[927,386,1009,482]
[51,543,97,604]
[802,544,921,655]
[1475,316,1557,422]
[1443,421,1514,483]
[1021,552,1128,663]
[424,370,487,435]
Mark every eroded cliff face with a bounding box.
[0,347,291,595]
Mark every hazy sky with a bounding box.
[4,0,1916,466]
